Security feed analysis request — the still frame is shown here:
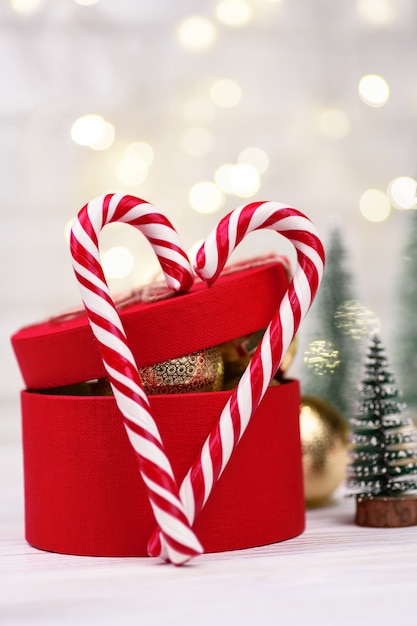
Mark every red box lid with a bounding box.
[11,256,291,390]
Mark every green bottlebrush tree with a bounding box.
[348,333,417,498]
[301,224,360,418]
[396,208,417,410]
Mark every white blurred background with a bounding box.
[2,0,417,438]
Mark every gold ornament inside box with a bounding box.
[80,330,298,397]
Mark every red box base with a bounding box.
[21,381,304,557]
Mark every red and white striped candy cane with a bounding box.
[148,201,325,560]
[70,193,202,565]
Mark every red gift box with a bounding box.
[11,257,305,557]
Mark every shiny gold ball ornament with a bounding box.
[300,395,350,506]
[219,330,297,389]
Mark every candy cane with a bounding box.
[70,193,202,565]
[148,200,325,560]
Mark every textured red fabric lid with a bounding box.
[11,257,290,389]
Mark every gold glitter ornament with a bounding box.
[92,347,224,395]
[300,395,350,506]
[139,346,224,395]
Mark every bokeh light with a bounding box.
[117,155,148,186]
[102,246,134,280]
[74,0,101,6]
[214,163,236,194]
[210,78,242,108]
[177,16,218,52]
[387,176,417,210]
[89,122,115,151]
[357,0,396,26]
[214,161,262,196]
[215,0,254,27]
[188,181,225,214]
[71,114,110,148]
[304,340,341,376]
[316,107,352,139]
[230,163,261,197]
[183,97,215,125]
[359,189,391,222]
[358,74,390,107]
[124,141,154,166]
[64,219,74,245]
[188,238,205,265]
[334,300,381,341]
[181,127,216,156]
[9,0,44,13]
[238,146,270,174]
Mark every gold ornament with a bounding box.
[300,395,350,506]
[91,347,224,395]
[139,346,224,395]
[219,330,297,389]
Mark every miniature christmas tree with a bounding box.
[348,334,417,525]
[302,225,359,418]
[396,208,417,410]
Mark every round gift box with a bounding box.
[21,381,304,557]
[11,257,290,390]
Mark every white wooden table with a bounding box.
[2,427,417,625]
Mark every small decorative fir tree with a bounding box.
[348,333,417,498]
[302,225,359,417]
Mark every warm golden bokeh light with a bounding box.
[124,142,154,166]
[102,246,134,279]
[74,0,101,5]
[358,74,390,107]
[238,146,270,174]
[334,300,381,341]
[316,107,352,139]
[188,181,225,213]
[304,340,341,376]
[357,0,396,26]
[214,163,236,194]
[116,155,148,187]
[9,0,44,13]
[387,176,417,210]
[230,163,261,197]
[188,239,205,265]
[177,16,218,52]
[89,122,115,151]
[215,0,254,27]
[183,97,216,125]
[209,78,243,108]
[64,219,74,245]
[359,189,391,221]
[71,114,109,147]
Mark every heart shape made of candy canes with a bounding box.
[70,193,325,565]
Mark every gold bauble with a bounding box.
[92,347,224,395]
[300,395,350,506]
[139,346,224,395]
[219,330,297,389]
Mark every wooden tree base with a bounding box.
[355,495,417,528]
